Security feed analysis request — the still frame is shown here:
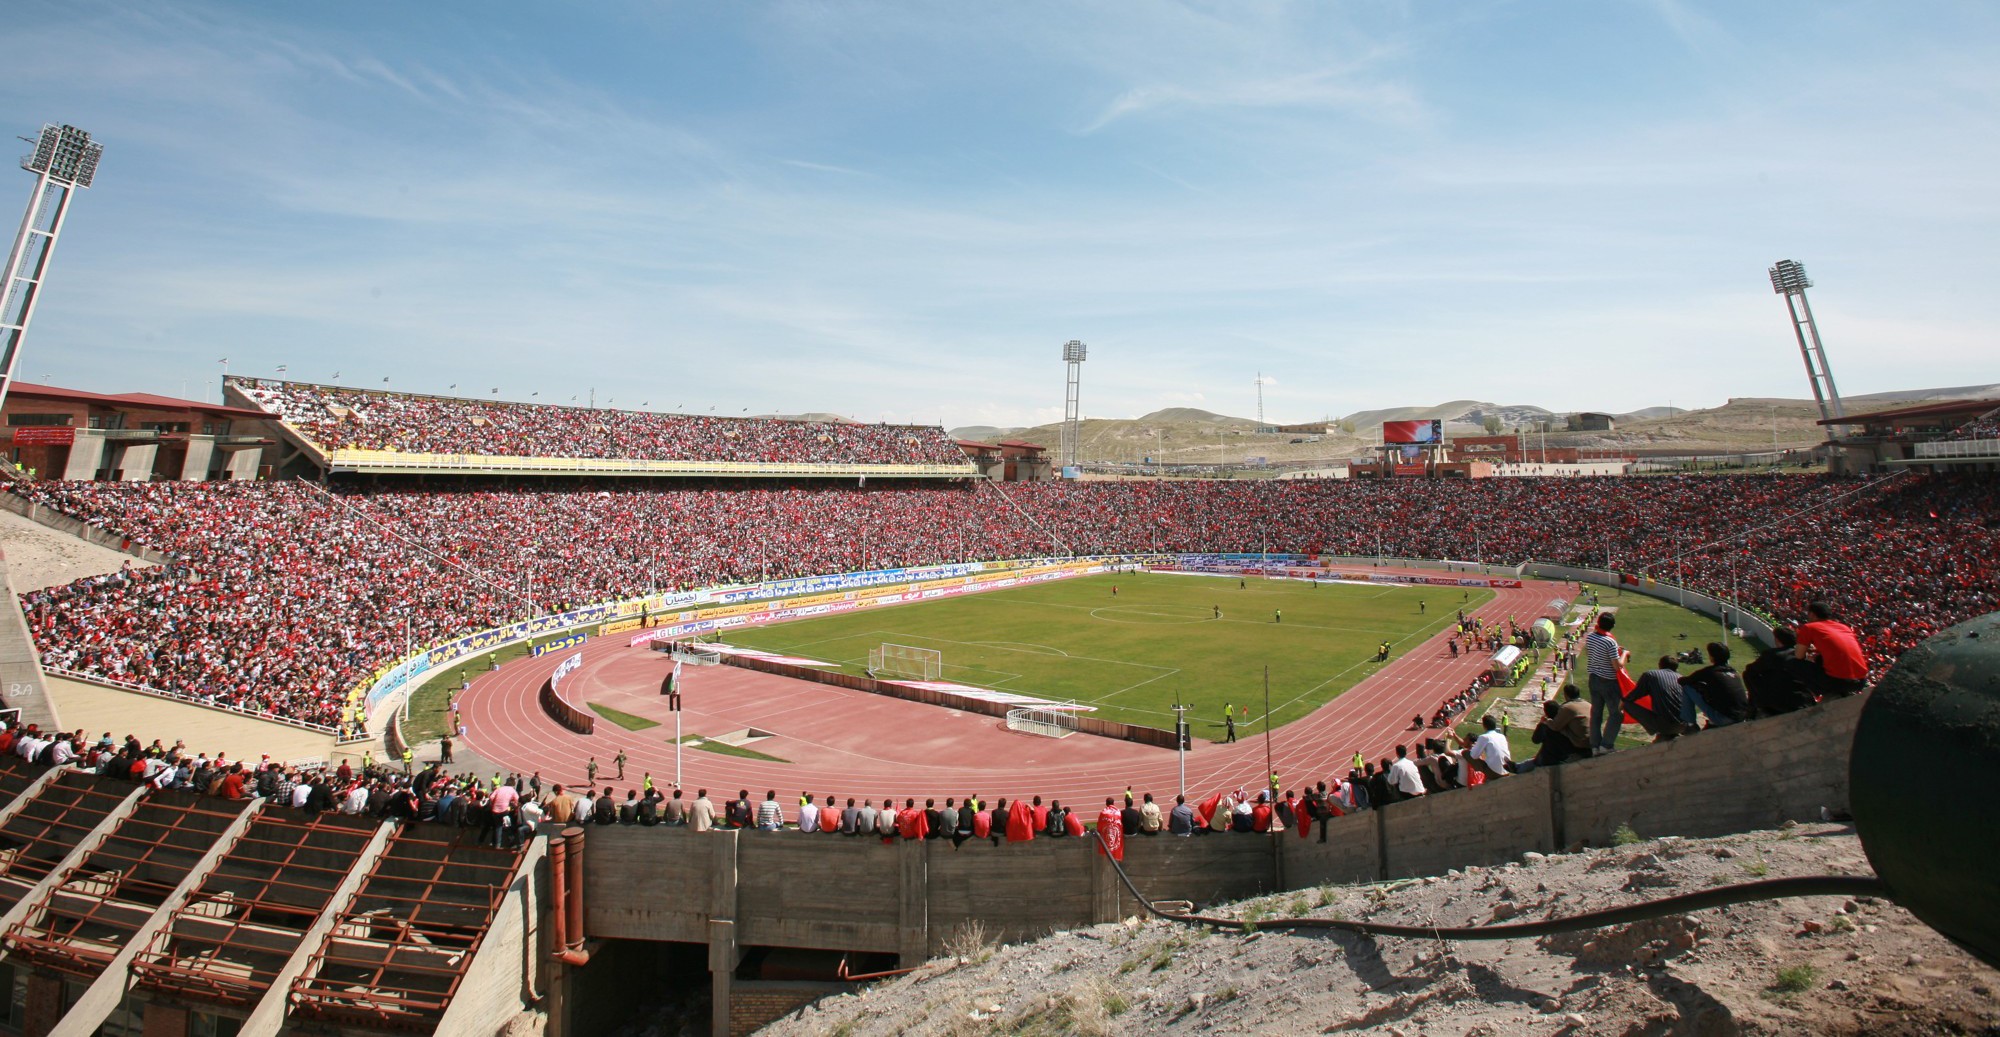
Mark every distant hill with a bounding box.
[943,383,2000,466]
[948,425,1021,443]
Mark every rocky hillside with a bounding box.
[764,823,1999,1036]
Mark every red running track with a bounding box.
[457,576,1567,811]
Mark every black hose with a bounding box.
[1092,833,1890,940]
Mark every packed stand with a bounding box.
[231,379,966,467]
[11,471,2000,730]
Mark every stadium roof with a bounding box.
[10,382,269,420]
[1817,399,1999,427]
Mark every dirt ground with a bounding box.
[0,506,153,590]
[765,823,2000,1036]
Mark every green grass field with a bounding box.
[718,571,1493,736]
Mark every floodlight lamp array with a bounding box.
[21,125,102,187]
[1063,339,1088,363]
[1768,259,1811,296]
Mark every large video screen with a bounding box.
[1382,419,1442,444]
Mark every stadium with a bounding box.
[0,9,1998,1035]
[0,367,1992,1035]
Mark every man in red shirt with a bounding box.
[1795,600,1868,698]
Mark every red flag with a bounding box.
[1096,805,1125,861]
[1006,800,1036,842]
[1196,791,1222,828]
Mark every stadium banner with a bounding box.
[550,650,584,689]
[598,617,643,636]
[628,560,1109,648]
[10,426,75,446]
[532,632,588,656]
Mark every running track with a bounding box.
[457,575,1565,810]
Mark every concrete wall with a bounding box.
[0,493,171,565]
[434,838,547,1037]
[0,547,59,731]
[580,694,1862,958]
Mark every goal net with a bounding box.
[1006,703,1079,739]
[868,643,941,680]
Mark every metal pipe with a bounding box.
[561,826,588,962]
[547,830,567,953]
[1092,828,1889,941]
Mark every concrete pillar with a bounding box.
[60,432,101,480]
[114,443,156,482]
[0,783,148,934]
[895,835,927,966]
[708,832,739,1037]
[224,446,261,481]
[708,918,736,1037]
[236,821,396,1037]
[46,801,266,1037]
[179,438,215,481]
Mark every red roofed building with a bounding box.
[2,383,273,481]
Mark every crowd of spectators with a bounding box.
[1945,406,2000,442]
[10,471,1998,729]
[232,379,966,467]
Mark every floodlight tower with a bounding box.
[1255,372,1266,426]
[1061,339,1087,470]
[1769,259,1846,437]
[0,125,103,416]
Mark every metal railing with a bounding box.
[323,448,976,479]
[1913,438,2000,459]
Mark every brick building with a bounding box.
[2,383,271,481]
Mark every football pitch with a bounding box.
[718,572,1492,736]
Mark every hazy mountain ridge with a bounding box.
[946,383,2000,464]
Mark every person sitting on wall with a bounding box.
[1625,657,1690,741]
[1743,627,1817,718]
[1678,642,1750,729]
[1549,683,1594,761]
[1792,599,1870,698]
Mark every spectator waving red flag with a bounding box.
[1006,799,1036,842]
[1096,802,1125,861]
[1195,791,1223,829]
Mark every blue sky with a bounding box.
[4,1,1996,428]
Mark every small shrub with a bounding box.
[944,920,998,965]
[1612,823,1642,846]
[1313,886,1333,909]
[1741,854,1769,878]
[1773,964,1820,994]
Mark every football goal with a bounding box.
[868,643,942,681]
[1005,703,1079,739]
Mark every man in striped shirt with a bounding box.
[1584,612,1630,752]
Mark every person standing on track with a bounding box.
[614,749,627,780]
[586,757,598,786]
[1224,711,1237,743]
